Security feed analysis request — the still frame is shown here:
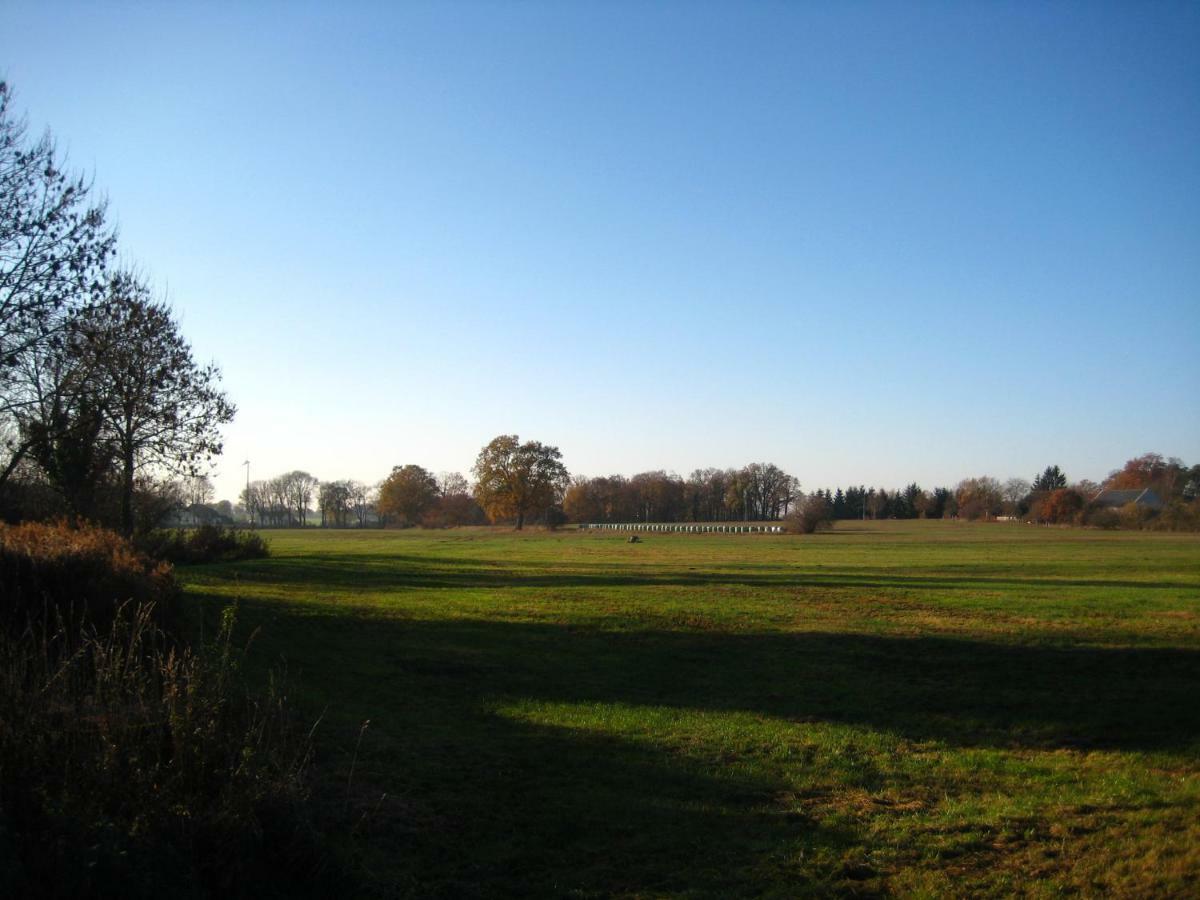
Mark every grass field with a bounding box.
[180,521,1200,897]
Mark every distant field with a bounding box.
[181,521,1200,897]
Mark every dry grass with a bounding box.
[0,522,336,898]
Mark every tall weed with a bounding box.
[0,603,329,897]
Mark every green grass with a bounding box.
[180,520,1200,897]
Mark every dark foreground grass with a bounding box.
[182,521,1200,897]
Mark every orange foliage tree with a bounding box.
[1036,488,1085,524]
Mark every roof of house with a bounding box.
[169,503,234,524]
[1092,487,1165,509]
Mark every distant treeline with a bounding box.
[229,451,1199,533]
[240,469,487,529]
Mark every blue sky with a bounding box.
[4,2,1198,501]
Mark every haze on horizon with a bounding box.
[4,2,1197,502]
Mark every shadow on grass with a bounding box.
[188,588,1200,895]
[334,615,1200,753]
[227,552,1197,594]
[344,710,850,897]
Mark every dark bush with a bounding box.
[0,523,340,895]
[543,505,569,530]
[0,603,333,898]
[1148,500,1200,532]
[139,524,270,565]
[0,520,176,634]
[1084,506,1121,529]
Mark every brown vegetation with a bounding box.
[785,494,834,534]
[0,604,327,896]
[0,520,175,633]
[0,521,328,896]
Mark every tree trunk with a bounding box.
[516,510,524,530]
[0,443,30,516]
[120,446,135,537]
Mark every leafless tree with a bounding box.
[437,471,470,497]
[73,273,234,534]
[0,82,117,491]
[183,474,214,508]
[281,470,318,526]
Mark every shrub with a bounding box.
[786,495,834,534]
[139,524,270,565]
[543,505,568,530]
[1118,501,1155,531]
[0,603,331,897]
[1084,506,1121,529]
[1147,500,1200,532]
[0,520,176,635]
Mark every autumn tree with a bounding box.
[1035,487,1085,524]
[563,477,603,523]
[426,471,482,527]
[955,476,1002,520]
[472,434,569,529]
[1105,453,1189,497]
[377,464,438,526]
[629,470,685,522]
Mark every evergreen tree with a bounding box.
[832,487,847,519]
[1032,465,1067,491]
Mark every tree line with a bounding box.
[802,457,1199,529]
[562,464,800,524]
[230,437,1200,533]
[0,82,233,535]
[240,435,567,530]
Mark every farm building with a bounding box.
[164,503,235,527]
[1090,487,1166,511]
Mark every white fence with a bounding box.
[579,523,785,534]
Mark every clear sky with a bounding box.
[4,2,1198,501]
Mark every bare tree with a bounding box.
[1001,478,1030,515]
[437,471,470,497]
[349,480,374,527]
[280,470,318,526]
[75,273,235,534]
[0,82,117,491]
[183,474,214,508]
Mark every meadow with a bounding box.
[181,521,1200,897]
